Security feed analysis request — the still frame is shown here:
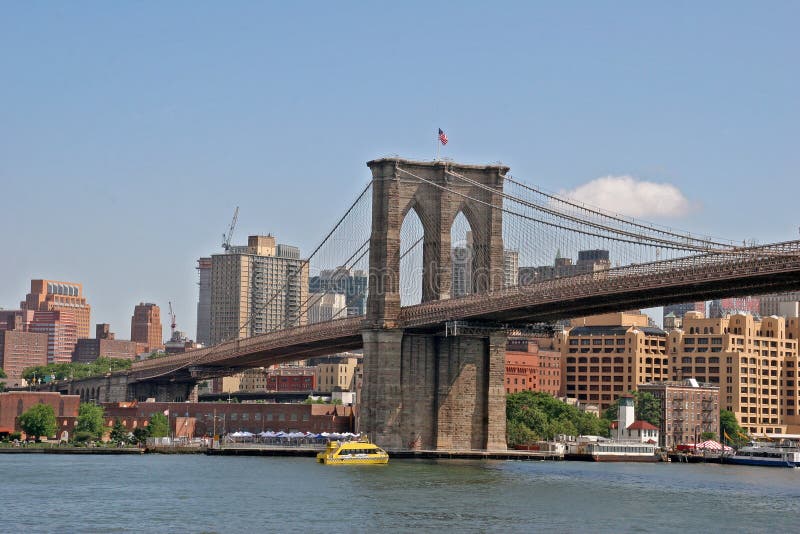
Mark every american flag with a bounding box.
[438,128,448,145]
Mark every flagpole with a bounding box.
[436,130,440,161]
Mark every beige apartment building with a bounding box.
[669,312,800,435]
[209,235,308,345]
[556,312,668,411]
[314,355,360,394]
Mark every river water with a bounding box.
[1,454,799,533]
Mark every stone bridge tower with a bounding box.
[360,157,510,451]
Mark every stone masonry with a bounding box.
[360,158,510,451]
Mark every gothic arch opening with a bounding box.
[450,211,474,298]
[400,206,424,306]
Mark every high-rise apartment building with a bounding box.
[208,235,308,345]
[131,303,163,352]
[196,257,212,346]
[668,311,800,435]
[21,280,91,339]
[556,312,669,411]
[29,310,78,364]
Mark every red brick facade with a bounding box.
[505,338,562,396]
[101,401,354,437]
[0,392,80,436]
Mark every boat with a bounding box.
[316,439,389,465]
[565,436,658,462]
[725,440,800,468]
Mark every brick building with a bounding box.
[21,280,91,339]
[29,309,79,364]
[239,366,316,392]
[0,327,48,384]
[101,401,354,436]
[505,338,561,395]
[131,303,163,352]
[72,324,143,363]
[0,391,80,437]
[638,380,720,448]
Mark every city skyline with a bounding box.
[2,3,798,337]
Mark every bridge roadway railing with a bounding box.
[129,316,364,380]
[131,240,800,380]
[399,240,800,327]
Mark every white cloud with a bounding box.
[560,175,690,218]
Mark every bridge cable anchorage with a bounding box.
[503,174,736,249]
[395,166,706,252]
[443,167,731,253]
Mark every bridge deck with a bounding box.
[130,241,800,381]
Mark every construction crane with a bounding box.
[221,207,240,251]
[168,301,177,339]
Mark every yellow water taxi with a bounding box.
[316,439,389,465]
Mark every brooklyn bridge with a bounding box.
[47,157,800,451]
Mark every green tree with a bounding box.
[132,427,150,445]
[507,391,610,442]
[18,403,57,441]
[604,391,662,427]
[0,367,6,392]
[148,412,169,438]
[109,418,129,445]
[700,431,718,441]
[76,403,106,440]
[720,409,749,447]
[507,420,538,447]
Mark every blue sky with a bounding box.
[1,2,798,337]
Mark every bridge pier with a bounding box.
[360,329,507,451]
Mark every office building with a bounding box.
[28,310,78,364]
[308,267,368,317]
[21,280,91,339]
[72,324,143,363]
[208,235,308,345]
[0,322,48,383]
[668,311,800,435]
[519,249,611,285]
[759,291,800,317]
[308,293,347,324]
[131,303,163,353]
[555,312,669,411]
